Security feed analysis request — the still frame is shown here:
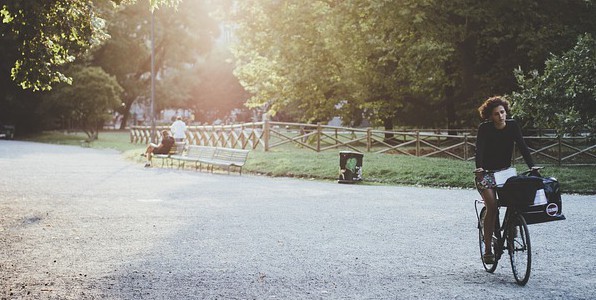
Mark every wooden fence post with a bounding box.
[254,124,259,149]
[221,123,231,148]
[263,119,270,152]
[367,128,372,152]
[240,124,246,149]
[316,122,321,152]
[335,128,338,145]
[463,133,468,160]
[558,135,562,166]
[211,125,216,147]
[198,126,203,146]
[416,130,420,157]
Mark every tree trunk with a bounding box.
[383,118,397,145]
[445,85,457,136]
[119,100,133,130]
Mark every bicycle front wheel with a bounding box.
[508,212,531,285]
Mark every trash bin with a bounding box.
[338,151,363,183]
[0,124,15,140]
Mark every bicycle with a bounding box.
[474,168,541,286]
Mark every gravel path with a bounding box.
[0,140,594,299]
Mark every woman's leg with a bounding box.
[145,145,155,166]
[481,188,497,255]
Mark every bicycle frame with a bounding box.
[475,199,515,258]
[474,167,538,254]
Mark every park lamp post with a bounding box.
[150,8,157,143]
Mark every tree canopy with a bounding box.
[40,65,123,139]
[2,0,595,135]
[231,0,596,129]
[511,34,596,134]
[92,0,220,128]
[0,0,179,91]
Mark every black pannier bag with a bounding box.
[497,175,566,225]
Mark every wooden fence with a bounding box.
[130,121,595,166]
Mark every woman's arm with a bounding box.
[475,123,486,169]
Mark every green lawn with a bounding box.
[243,148,595,193]
[21,130,596,194]
[21,130,142,152]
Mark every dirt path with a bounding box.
[1,140,594,299]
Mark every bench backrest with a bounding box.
[185,145,201,158]
[185,146,249,165]
[187,145,216,160]
[213,148,250,164]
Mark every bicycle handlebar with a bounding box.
[520,166,544,176]
[473,166,544,175]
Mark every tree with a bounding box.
[188,49,249,123]
[91,2,151,129]
[231,0,596,130]
[40,66,123,140]
[0,1,102,91]
[0,10,45,134]
[231,1,452,132]
[0,0,179,91]
[93,0,219,128]
[232,1,345,124]
[402,0,596,128]
[511,34,596,134]
[4,0,595,133]
[332,1,451,131]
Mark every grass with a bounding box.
[20,130,596,194]
[21,130,142,152]
[244,148,596,193]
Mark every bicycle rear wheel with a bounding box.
[509,212,531,285]
[478,207,498,272]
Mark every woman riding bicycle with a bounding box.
[474,96,537,265]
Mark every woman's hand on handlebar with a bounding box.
[473,168,485,180]
[527,166,543,176]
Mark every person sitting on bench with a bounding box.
[143,130,175,167]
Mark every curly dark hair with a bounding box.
[478,96,510,120]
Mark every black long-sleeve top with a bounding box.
[475,119,534,170]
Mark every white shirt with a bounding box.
[170,120,187,139]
